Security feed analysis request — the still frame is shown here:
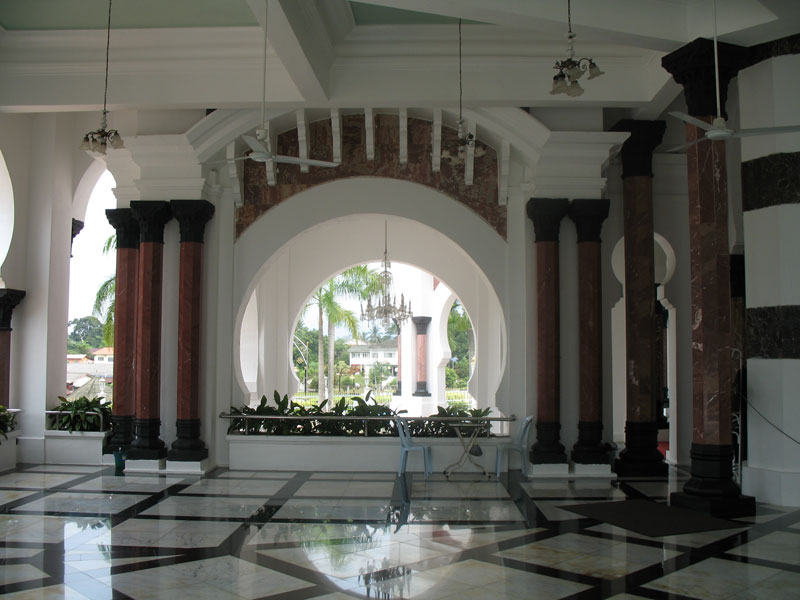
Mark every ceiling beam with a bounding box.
[247,0,332,102]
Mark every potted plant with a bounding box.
[0,405,20,471]
[44,396,112,465]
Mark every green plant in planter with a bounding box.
[0,404,16,444]
[51,396,112,432]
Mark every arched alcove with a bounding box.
[232,178,508,416]
[0,149,13,285]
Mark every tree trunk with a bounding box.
[327,317,335,403]
[318,303,325,404]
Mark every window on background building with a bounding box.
[108,357,113,363]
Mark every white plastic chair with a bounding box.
[396,418,432,477]
[495,415,534,477]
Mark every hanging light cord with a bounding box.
[102,0,112,119]
[261,0,268,129]
[458,18,463,123]
[712,0,722,119]
[567,0,572,34]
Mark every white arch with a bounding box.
[232,178,508,413]
[0,149,13,284]
[72,159,109,220]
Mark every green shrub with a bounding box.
[0,405,15,444]
[50,396,112,432]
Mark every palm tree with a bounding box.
[93,235,117,346]
[304,266,380,403]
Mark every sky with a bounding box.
[68,170,116,322]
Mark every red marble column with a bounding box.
[412,316,431,396]
[569,199,610,464]
[104,209,139,450]
[663,38,755,516]
[0,289,25,409]
[168,200,214,462]
[610,120,669,477]
[527,198,569,464]
[128,201,172,461]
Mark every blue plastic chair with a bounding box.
[396,418,432,477]
[495,415,534,477]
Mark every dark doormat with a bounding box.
[560,498,744,537]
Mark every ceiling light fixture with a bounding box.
[550,0,604,97]
[456,19,474,148]
[80,0,124,154]
[362,222,412,330]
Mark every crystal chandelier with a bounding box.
[362,222,412,329]
[80,0,124,154]
[550,0,604,97]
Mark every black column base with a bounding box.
[126,418,167,460]
[530,421,567,464]
[104,414,134,454]
[571,421,610,464]
[670,443,755,518]
[614,420,667,476]
[168,419,209,461]
[412,382,430,397]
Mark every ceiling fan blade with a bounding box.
[669,111,716,132]
[205,156,249,166]
[273,155,340,168]
[242,135,268,154]
[733,125,800,138]
[662,137,707,153]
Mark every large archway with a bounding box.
[232,178,508,416]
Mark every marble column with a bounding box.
[104,209,139,451]
[611,119,668,477]
[0,289,25,409]
[412,316,431,396]
[527,198,569,465]
[168,200,215,462]
[128,201,172,461]
[663,38,755,516]
[569,199,610,464]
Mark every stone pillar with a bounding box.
[610,120,668,477]
[663,38,755,516]
[128,201,172,461]
[0,289,25,409]
[569,199,610,464]
[527,198,569,465]
[737,44,800,507]
[104,209,139,451]
[412,316,431,396]
[70,219,84,257]
[168,200,214,462]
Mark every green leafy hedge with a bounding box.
[50,396,112,432]
[227,390,492,437]
[0,405,15,444]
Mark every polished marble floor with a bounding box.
[0,463,798,599]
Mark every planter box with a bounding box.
[44,430,110,465]
[227,434,507,473]
[0,430,20,471]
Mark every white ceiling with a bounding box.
[0,0,797,113]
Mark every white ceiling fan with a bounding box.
[223,0,339,170]
[666,0,800,152]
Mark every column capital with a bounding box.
[611,120,666,178]
[170,200,215,243]
[527,198,570,242]
[661,37,749,118]
[105,208,140,249]
[569,199,610,243]
[0,289,26,331]
[412,316,431,335]
[130,201,172,243]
